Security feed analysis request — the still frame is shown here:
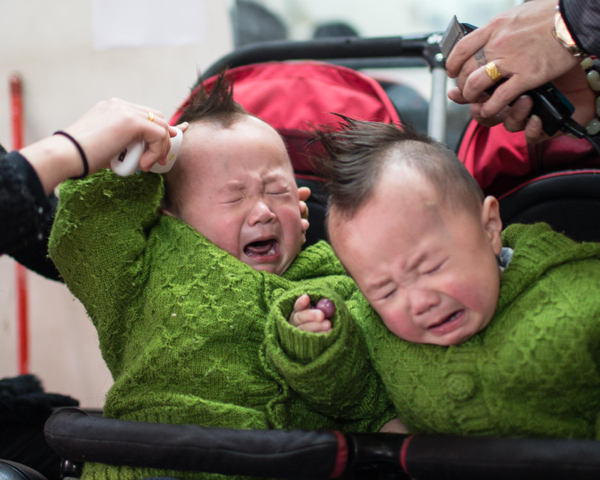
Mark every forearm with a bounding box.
[19,135,86,196]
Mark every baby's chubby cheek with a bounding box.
[447,271,500,327]
[381,313,413,340]
[205,220,245,260]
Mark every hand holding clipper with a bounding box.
[111,127,183,177]
[441,16,580,138]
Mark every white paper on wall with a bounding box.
[91,0,208,50]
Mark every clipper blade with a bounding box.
[439,16,465,59]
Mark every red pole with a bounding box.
[10,76,23,149]
[16,266,29,375]
[11,74,29,375]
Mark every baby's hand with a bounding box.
[289,294,335,333]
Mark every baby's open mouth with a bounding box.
[244,239,280,258]
[428,310,465,334]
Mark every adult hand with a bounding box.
[21,99,178,194]
[62,99,178,173]
[446,0,580,119]
[465,63,596,144]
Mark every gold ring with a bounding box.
[148,111,155,122]
[484,62,502,83]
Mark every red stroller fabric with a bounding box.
[171,61,401,179]
[458,119,600,197]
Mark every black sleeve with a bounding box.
[0,146,61,281]
[561,0,600,57]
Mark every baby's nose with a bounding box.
[249,201,277,224]
[409,288,440,316]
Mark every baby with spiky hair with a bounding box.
[49,80,397,480]
[288,118,600,441]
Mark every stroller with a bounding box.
[459,118,600,243]
[5,31,600,480]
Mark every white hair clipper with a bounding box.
[110,127,183,177]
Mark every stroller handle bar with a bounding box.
[199,34,450,143]
[45,408,600,480]
[200,34,442,81]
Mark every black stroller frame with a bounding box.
[6,34,600,480]
[43,408,600,479]
[198,33,450,142]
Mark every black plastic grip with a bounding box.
[403,433,600,480]
[485,80,575,137]
[44,408,342,479]
[345,432,411,479]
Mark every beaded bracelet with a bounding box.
[581,57,600,135]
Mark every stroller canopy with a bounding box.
[171,61,401,177]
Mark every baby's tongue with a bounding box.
[245,239,276,257]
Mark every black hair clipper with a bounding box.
[440,16,599,151]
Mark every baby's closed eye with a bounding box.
[267,188,289,196]
[423,260,445,275]
[222,197,243,204]
[383,289,397,300]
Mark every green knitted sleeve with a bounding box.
[49,170,162,341]
[263,284,394,429]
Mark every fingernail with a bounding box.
[530,115,541,127]
[516,96,530,110]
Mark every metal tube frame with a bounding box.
[199,33,450,143]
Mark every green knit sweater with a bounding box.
[366,223,600,439]
[272,223,600,440]
[49,170,393,480]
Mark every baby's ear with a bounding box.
[481,196,503,255]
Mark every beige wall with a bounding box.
[0,0,233,407]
